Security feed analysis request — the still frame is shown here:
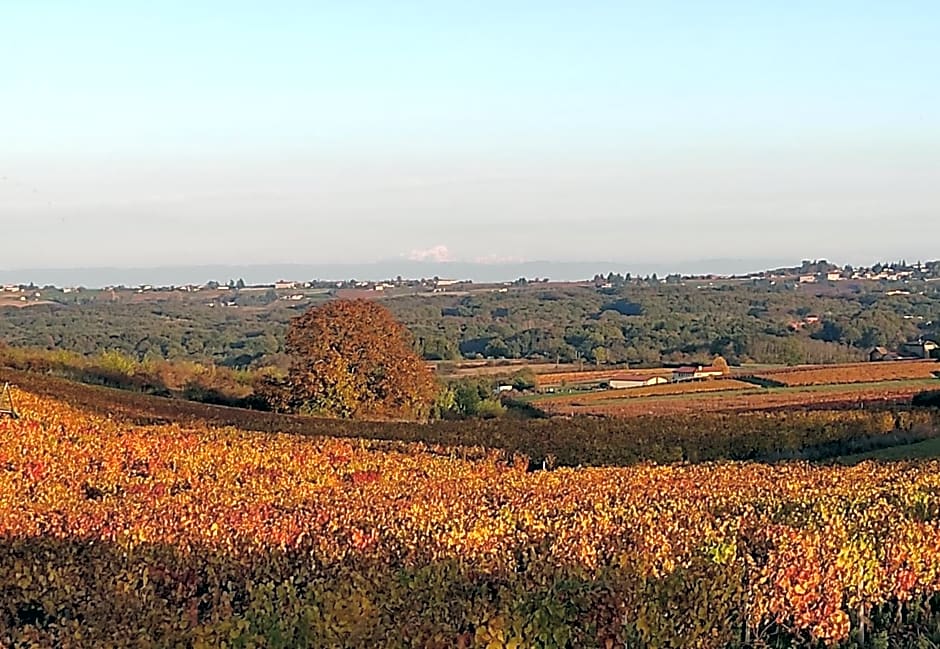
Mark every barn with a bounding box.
[673,365,726,382]
[607,374,670,389]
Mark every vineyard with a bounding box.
[750,360,940,387]
[536,380,937,418]
[4,387,940,646]
[479,361,940,390]
[535,378,758,403]
[5,369,939,468]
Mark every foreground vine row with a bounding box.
[4,389,940,647]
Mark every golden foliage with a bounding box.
[711,355,730,374]
[4,388,940,646]
[286,299,436,420]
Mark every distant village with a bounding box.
[3,258,940,323]
[590,259,940,289]
[760,259,940,285]
[0,275,547,310]
[4,259,939,303]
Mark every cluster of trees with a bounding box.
[432,369,539,420]
[394,283,939,366]
[0,300,294,369]
[273,300,544,421]
[3,279,940,371]
[0,300,541,423]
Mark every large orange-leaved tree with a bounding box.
[285,299,436,420]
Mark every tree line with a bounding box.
[2,280,939,370]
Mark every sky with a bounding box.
[2,1,939,272]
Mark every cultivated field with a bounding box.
[529,360,940,417]
[749,359,940,386]
[535,367,668,386]
[433,361,681,383]
[438,359,940,390]
[5,386,940,646]
[434,360,584,379]
[535,377,758,403]
[537,379,939,417]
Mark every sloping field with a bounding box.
[436,361,579,378]
[535,378,757,405]
[750,360,940,387]
[540,380,937,417]
[537,367,671,386]
[6,387,940,645]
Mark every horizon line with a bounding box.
[3,254,929,274]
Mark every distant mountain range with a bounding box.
[0,258,802,288]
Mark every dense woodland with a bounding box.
[2,277,940,369]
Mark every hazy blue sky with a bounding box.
[2,1,938,270]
